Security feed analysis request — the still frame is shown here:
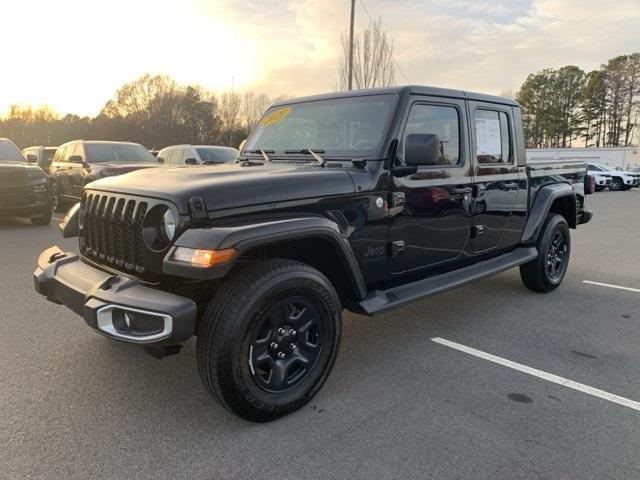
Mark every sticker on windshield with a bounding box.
[259,107,291,127]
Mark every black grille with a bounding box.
[0,172,26,186]
[81,193,148,274]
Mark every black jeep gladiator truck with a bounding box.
[34,86,592,422]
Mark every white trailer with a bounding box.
[526,147,639,170]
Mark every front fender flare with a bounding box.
[521,183,576,244]
[163,216,367,298]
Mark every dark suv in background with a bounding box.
[49,140,160,212]
[0,138,51,225]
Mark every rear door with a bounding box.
[389,96,473,274]
[468,102,525,253]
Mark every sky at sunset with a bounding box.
[1,0,639,116]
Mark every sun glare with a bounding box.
[0,0,256,116]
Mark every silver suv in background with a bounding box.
[22,146,58,174]
[157,145,238,166]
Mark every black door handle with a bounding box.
[500,182,518,191]
[450,186,472,195]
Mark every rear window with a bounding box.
[0,140,25,163]
[196,148,238,164]
[85,143,155,163]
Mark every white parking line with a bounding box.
[582,280,640,294]
[431,337,640,412]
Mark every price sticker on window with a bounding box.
[259,107,291,127]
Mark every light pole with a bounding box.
[348,0,355,90]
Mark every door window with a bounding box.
[401,104,460,166]
[474,110,511,164]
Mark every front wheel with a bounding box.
[30,207,52,225]
[610,177,623,191]
[520,214,571,293]
[196,259,342,422]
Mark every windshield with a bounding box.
[85,143,156,163]
[196,147,238,164]
[0,141,26,163]
[243,94,397,158]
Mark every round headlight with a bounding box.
[162,209,176,240]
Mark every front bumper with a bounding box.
[33,246,197,346]
[578,209,593,225]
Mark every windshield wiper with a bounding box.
[284,149,326,167]
[245,149,274,162]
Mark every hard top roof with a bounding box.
[272,85,519,107]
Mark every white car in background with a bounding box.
[157,144,238,166]
[586,166,612,191]
[588,163,639,191]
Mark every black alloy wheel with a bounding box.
[520,213,571,293]
[249,297,325,393]
[196,259,342,422]
[546,230,568,281]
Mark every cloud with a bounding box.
[2,0,639,115]
[210,0,640,97]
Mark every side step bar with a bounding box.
[357,247,538,316]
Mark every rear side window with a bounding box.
[474,110,511,164]
[401,104,461,166]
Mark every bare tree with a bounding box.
[242,92,272,131]
[220,90,242,146]
[338,18,395,91]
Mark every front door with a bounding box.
[468,102,524,253]
[389,97,473,274]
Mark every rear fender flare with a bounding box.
[521,183,576,244]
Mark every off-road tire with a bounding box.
[196,259,342,422]
[520,214,571,293]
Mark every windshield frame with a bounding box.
[241,93,399,161]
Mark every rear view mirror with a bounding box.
[185,158,198,165]
[405,133,440,166]
[26,153,38,164]
[69,155,84,164]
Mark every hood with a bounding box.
[94,162,160,171]
[87,162,356,213]
[0,161,38,171]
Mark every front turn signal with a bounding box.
[173,247,236,267]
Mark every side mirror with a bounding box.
[405,133,440,166]
[26,153,38,164]
[69,155,84,164]
[184,158,198,165]
[157,157,165,164]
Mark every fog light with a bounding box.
[173,247,236,267]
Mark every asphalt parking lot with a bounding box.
[2,190,640,480]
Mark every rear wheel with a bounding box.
[196,259,342,422]
[520,214,571,293]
